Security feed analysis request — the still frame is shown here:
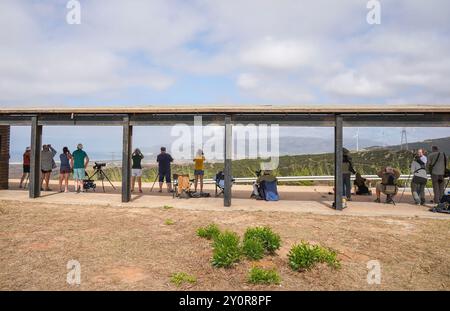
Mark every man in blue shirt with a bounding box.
[157,147,174,193]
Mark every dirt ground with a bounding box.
[0,199,449,291]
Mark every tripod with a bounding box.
[150,174,159,192]
[398,173,411,203]
[89,167,116,192]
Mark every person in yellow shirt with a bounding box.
[193,149,205,193]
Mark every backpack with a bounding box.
[261,180,279,201]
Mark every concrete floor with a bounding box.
[3,179,449,219]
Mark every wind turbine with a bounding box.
[354,128,360,152]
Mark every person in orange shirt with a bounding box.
[193,149,205,193]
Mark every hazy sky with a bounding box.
[2,1,450,158]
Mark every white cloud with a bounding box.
[1,0,450,105]
[325,70,392,97]
[239,38,315,70]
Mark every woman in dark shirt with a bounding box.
[59,147,72,192]
[131,148,144,193]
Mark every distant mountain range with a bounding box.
[9,135,450,163]
[364,136,450,155]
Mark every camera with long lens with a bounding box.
[93,162,106,170]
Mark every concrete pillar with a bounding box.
[122,116,132,203]
[334,115,343,210]
[0,125,10,189]
[224,115,232,207]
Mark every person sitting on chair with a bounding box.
[374,166,400,204]
[251,170,277,200]
[354,172,371,195]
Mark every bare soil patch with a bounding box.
[0,200,449,290]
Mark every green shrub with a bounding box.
[243,227,281,254]
[288,241,340,271]
[170,272,197,286]
[212,231,241,268]
[164,219,175,225]
[163,205,173,210]
[197,223,221,240]
[242,238,265,260]
[248,267,281,285]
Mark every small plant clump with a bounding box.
[163,205,173,210]
[164,219,175,225]
[248,267,281,285]
[197,223,221,240]
[242,238,265,260]
[288,241,340,271]
[243,226,281,255]
[170,272,197,286]
[212,231,242,268]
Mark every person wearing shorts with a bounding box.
[131,148,144,193]
[193,149,205,193]
[157,147,173,193]
[71,144,89,193]
[19,147,31,189]
[59,147,72,193]
[40,144,57,191]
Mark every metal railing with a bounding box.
[201,174,426,184]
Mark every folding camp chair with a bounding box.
[383,185,398,205]
[214,171,235,197]
[172,174,194,199]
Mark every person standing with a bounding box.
[71,143,89,193]
[342,148,356,201]
[131,148,144,193]
[193,149,205,193]
[156,147,173,193]
[427,146,447,204]
[59,147,72,193]
[410,152,427,205]
[19,147,31,189]
[40,144,57,191]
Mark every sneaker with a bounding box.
[139,189,143,193]
[386,199,394,204]
[64,189,69,193]
[374,198,380,203]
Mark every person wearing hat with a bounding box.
[71,143,89,193]
[19,147,31,189]
[156,146,174,193]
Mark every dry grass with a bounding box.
[0,199,449,290]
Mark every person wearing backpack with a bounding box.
[410,151,428,205]
[427,146,448,204]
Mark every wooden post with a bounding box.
[30,116,42,198]
[334,114,343,210]
[122,116,132,203]
[0,125,10,189]
[224,115,232,207]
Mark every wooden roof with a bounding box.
[0,105,449,114]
